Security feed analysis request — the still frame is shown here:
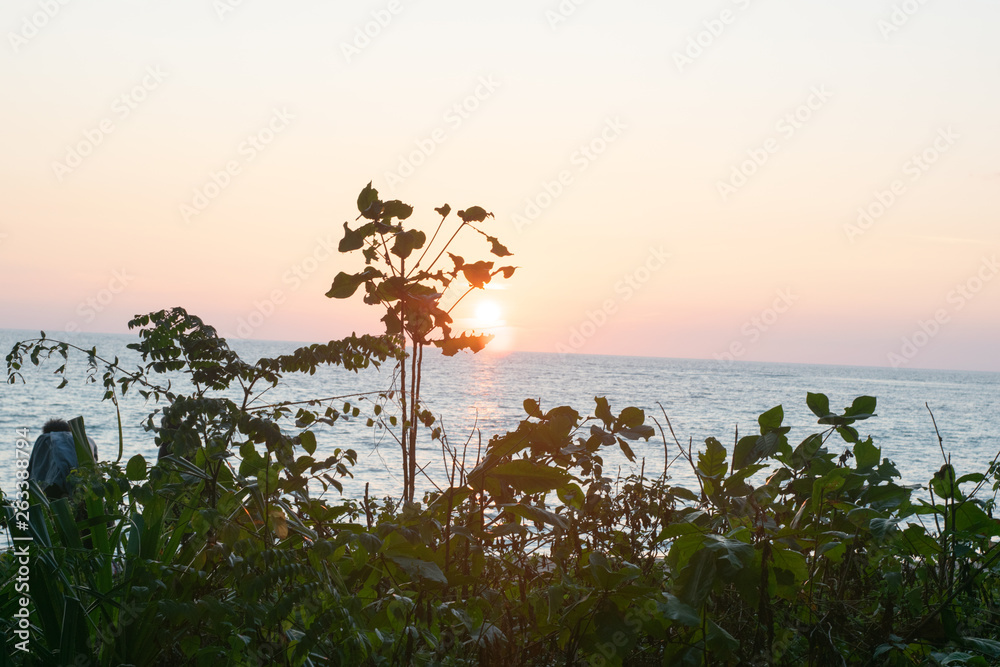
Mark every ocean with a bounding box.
[2,329,999,511]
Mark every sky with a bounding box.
[1,1,998,372]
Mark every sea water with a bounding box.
[2,329,998,510]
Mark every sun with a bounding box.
[474,300,503,329]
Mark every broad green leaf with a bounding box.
[657,521,704,543]
[434,332,493,356]
[724,463,766,498]
[955,501,999,535]
[299,430,317,455]
[381,199,413,221]
[790,433,824,470]
[704,535,753,576]
[557,482,584,509]
[930,464,957,500]
[900,524,942,556]
[660,593,700,626]
[486,235,512,257]
[706,618,739,653]
[617,437,637,462]
[386,555,447,584]
[845,395,877,419]
[483,459,572,494]
[594,396,613,426]
[339,221,376,252]
[544,405,581,430]
[837,425,860,443]
[618,425,655,441]
[457,206,494,223]
[357,181,378,213]
[758,405,783,432]
[961,637,1000,658]
[846,506,880,529]
[462,260,494,288]
[326,271,364,299]
[698,437,728,480]
[390,229,426,259]
[666,532,706,571]
[957,472,985,485]
[587,551,612,588]
[733,431,784,470]
[870,517,899,541]
[676,548,717,608]
[126,453,147,481]
[589,425,616,448]
[811,468,848,513]
[862,483,910,511]
[854,437,879,470]
[806,392,831,418]
[670,486,699,502]
[618,406,645,429]
[505,503,568,530]
[732,435,761,470]
[770,546,808,593]
[817,541,842,557]
[490,523,528,538]
[523,398,543,418]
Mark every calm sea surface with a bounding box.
[2,329,999,509]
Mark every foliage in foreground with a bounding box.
[2,184,1000,665]
[3,311,1000,666]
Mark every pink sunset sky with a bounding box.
[1,1,998,372]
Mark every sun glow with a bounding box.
[474,300,504,329]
